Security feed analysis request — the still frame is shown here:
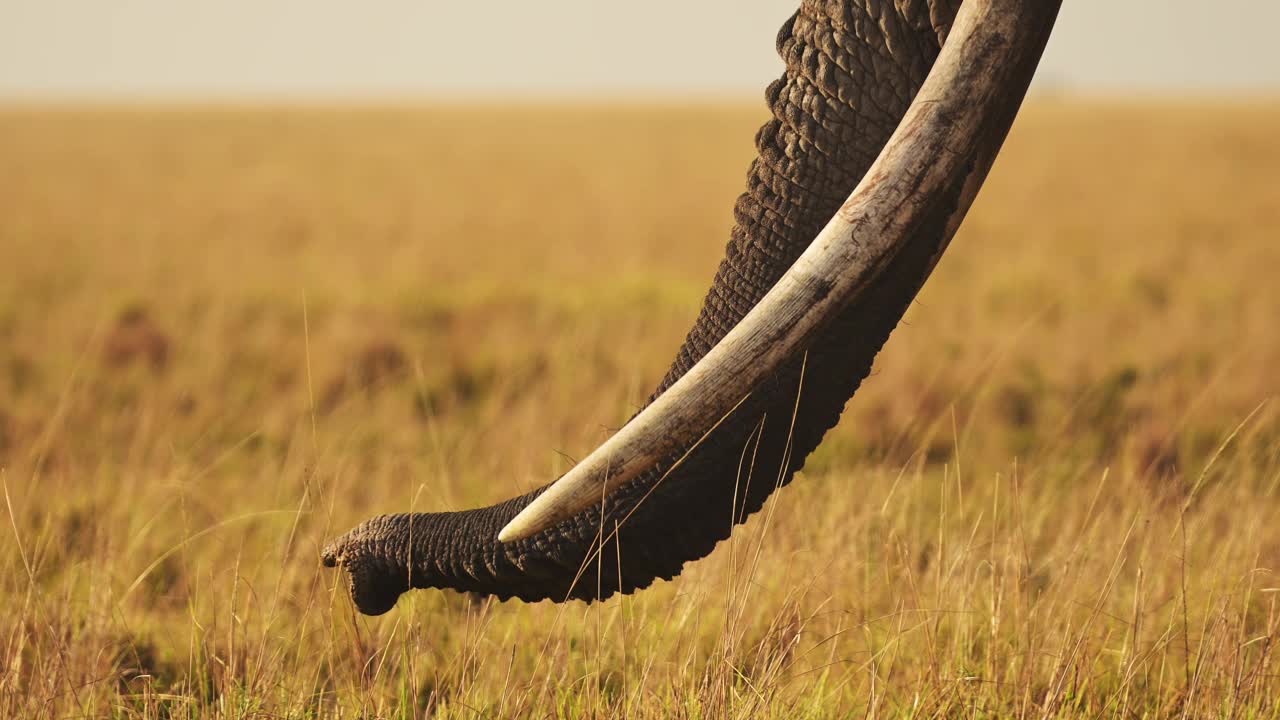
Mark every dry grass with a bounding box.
[0,100,1278,718]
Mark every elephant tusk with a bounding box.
[499,0,1062,544]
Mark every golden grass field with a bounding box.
[1,100,1278,718]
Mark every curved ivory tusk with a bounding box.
[499,0,1062,543]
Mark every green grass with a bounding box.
[0,100,1278,718]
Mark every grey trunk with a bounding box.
[323,0,1057,615]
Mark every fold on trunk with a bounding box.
[323,0,1062,615]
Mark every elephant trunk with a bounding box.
[322,506,521,614]
[323,0,1062,613]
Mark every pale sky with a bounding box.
[1,0,1277,99]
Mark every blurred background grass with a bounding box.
[0,101,1278,717]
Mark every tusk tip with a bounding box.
[497,517,530,544]
[499,496,564,542]
[498,481,580,543]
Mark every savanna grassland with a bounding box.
[1,100,1278,718]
